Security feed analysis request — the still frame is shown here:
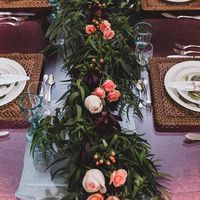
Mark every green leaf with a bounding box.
[68,91,79,105]
[76,104,82,120]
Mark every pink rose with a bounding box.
[103,29,115,40]
[87,193,104,200]
[102,80,116,92]
[109,169,128,187]
[106,196,120,200]
[99,20,111,32]
[85,25,96,34]
[82,169,107,193]
[92,87,106,98]
[107,90,120,102]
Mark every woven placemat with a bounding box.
[0,53,43,129]
[141,0,200,11]
[0,0,50,9]
[150,57,200,132]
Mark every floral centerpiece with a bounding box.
[32,0,170,199]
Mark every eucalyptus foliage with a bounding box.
[31,1,170,199]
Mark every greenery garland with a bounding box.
[32,1,170,199]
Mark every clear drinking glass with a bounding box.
[18,93,43,142]
[134,22,153,43]
[135,42,153,78]
[28,81,50,116]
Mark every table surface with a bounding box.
[1,19,200,200]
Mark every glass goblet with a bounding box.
[18,93,43,142]
[134,22,153,43]
[28,81,50,116]
[135,42,153,78]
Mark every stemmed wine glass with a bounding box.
[28,81,50,116]
[18,93,43,142]
[135,41,153,78]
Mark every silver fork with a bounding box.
[175,42,200,50]
[0,21,21,26]
[173,48,200,55]
[0,16,27,22]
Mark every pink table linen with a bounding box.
[0,129,26,200]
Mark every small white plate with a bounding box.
[175,67,200,105]
[165,0,191,2]
[164,61,200,112]
[0,58,27,106]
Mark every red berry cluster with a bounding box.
[89,58,104,68]
[93,150,116,166]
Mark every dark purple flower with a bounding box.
[83,70,101,91]
[93,108,122,134]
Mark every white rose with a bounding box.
[84,95,103,114]
[82,169,107,193]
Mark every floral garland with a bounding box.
[32,1,170,200]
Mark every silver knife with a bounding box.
[165,81,200,91]
[0,12,35,16]
[167,55,200,58]
[0,74,30,85]
[161,12,200,20]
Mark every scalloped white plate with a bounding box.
[0,58,27,106]
[164,61,200,112]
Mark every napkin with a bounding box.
[165,81,200,91]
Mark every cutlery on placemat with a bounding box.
[167,55,200,58]
[173,48,200,55]
[165,81,200,91]
[47,74,55,103]
[161,12,200,20]
[0,16,28,22]
[175,42,200,50]
[185,133,200,141]
[0,74,30,85]
[0,12,35,16]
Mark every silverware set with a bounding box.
[0,12,35,26]
[136,79,151,109]
[173,42,200,56]
[42,74,55,103]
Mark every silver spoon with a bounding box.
[185,133,200,141]
[47,74,55,103]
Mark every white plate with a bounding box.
[164,61,200,112]
[0,58,27,106]
[165,0,191,2]
[0,65,15,96]
[175,67,200,104]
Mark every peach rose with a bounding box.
[103,29,115,40]
[102,80,116,92]
[82,169,107,193]
[87,193,104,200]
[107,90,120,102]
[85,25,96,34]
[85,95,103,114]
[106,196,120,200]
[99,20,111,32]
[92,87,106,98]
[109,169,128,187]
